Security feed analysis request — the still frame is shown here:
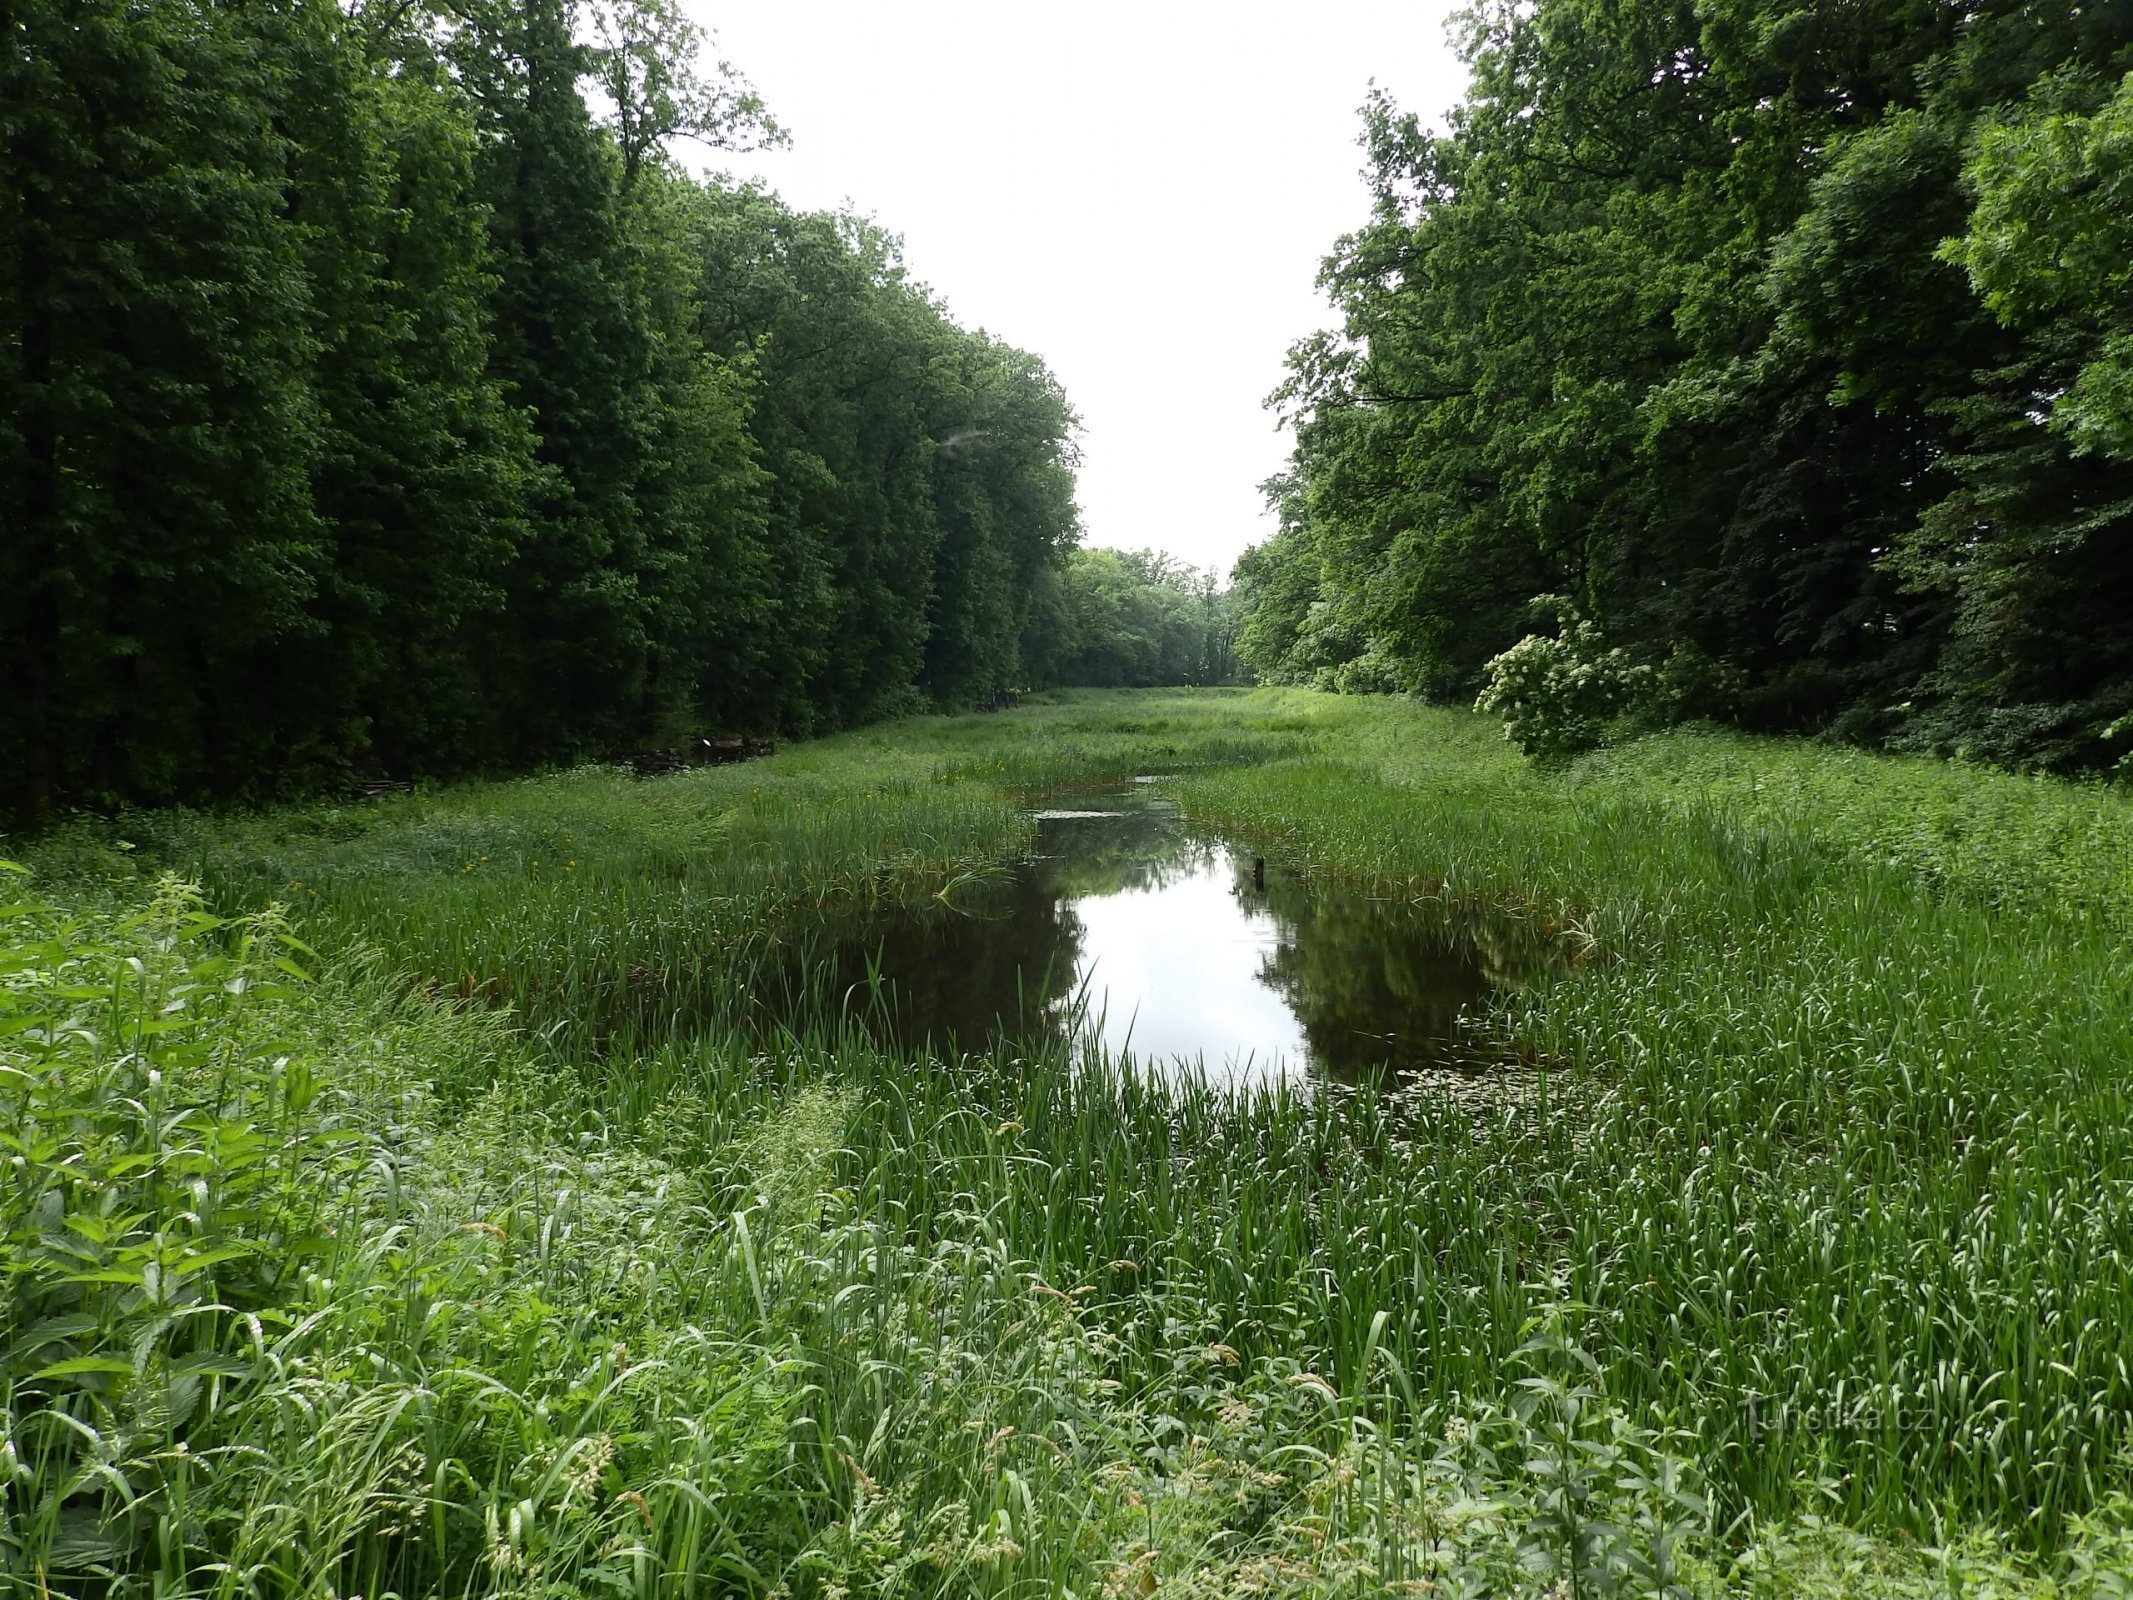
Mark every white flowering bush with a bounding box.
[1475,604,1653,759]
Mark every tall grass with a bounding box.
[1175,744,2133,1534]
[10,688,2133,1596]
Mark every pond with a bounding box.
[768,784,1558,1085]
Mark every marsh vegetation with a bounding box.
[10,689,2133,1596]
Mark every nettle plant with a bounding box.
[0,866,346,1574]
[1475,600,1654,760]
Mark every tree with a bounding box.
[584,0,782,187]
[1242,0,2133,768]
[2,0,323,815]
[1037,549,1235,688]
[272,5,538,780]
[0,0,1090,818]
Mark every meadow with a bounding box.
[8,688,2133,1598]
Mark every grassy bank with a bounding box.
[9,689,2133,1597]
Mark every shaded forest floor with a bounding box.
[9,689,2133,1597]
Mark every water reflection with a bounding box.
[764,787,1556,1085]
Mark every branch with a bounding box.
[1358,385,1477,405]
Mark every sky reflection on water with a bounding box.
[770,787,1553,1085]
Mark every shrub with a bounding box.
[1328,638,1412,696]
[1474,602,1653,758]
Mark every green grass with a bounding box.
[9,688,2133,1597]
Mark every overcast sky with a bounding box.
[687,1,1467,578]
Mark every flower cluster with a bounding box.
[1475,604,1653,759]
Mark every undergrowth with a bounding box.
[8,688,2133,1596]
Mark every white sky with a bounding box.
[687,0,1467,578]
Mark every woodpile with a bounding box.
[605,737,774,779]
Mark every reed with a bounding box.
[9,689,2133,1597]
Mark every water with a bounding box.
[770,785,1556,1084]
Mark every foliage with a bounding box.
[1037,548,1237,689]
[0,0,1084,819]
[14,689,2133,1590]
[1474,602,1654,759]
[0,866,812,1592]
[1237,2,2133,770]
[1945,69,2133,462]
[2,874,343,1575]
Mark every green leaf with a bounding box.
[171,1244,259,1276]
[4,1312,101,1364]
[171,1351,256,1379]
[31,1355,137,1381]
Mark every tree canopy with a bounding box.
[1238,0,2133,770]
[1035,548,1237,690]
[2,0,1094,820]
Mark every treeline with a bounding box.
[1,0,1079,822]
[1239,0,2133,770]
[1037,548,1237,689]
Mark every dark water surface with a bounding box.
[772,785,1556,1085]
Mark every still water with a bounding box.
[772,785,1554,1085]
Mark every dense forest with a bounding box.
[1236,0,2133,770]
[1,0,1126,823]
[1043,548,1237,689]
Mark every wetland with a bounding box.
[775,782,1557,1082]
[13,689,2133,1596]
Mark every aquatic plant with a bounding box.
[11,687,2133,1594]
